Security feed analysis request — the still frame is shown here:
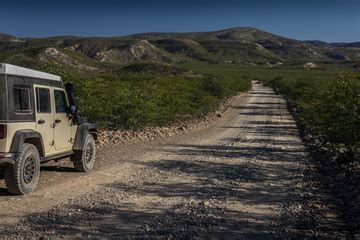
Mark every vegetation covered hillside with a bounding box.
[0,36,254,129]
[0,27,359,132]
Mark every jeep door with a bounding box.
[34,86,54,154]
[53,88,72,151]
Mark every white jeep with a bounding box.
[0,63,97,195]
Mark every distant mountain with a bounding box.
[331,42,360,48]
[0,33,17,42]
[0,28,359,73]
[305,40,331,47]
[129,28,360,61]
[128,27,300,43]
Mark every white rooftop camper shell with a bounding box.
[0,63,62,82]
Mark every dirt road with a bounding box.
[0,82,346,238]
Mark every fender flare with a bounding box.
[10,130,45,157]
[73,123,97,151]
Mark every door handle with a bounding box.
[38,119,45,124]
[55,119,62,124]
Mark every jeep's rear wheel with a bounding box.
[4,143,41,195]
[72,134,96,172]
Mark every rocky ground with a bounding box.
[0,82,356,239]
[96,97,232,147]
[281,92,360,239]
[294,122,360,239]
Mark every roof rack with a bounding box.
[0,63,62,81]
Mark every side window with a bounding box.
[54,90,68,113]
[36,88,51,113]
[13,87,30,113]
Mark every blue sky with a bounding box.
[0,0,358,42]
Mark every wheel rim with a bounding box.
[85,142,94,165]
[23,156,36,184]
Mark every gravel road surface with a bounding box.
[0,82,346,238]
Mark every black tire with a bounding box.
[4,143,41,195]
[71,134,96,172]
[0,167,4,180]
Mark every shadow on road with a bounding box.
[40,166,77,173]
[0,85,346,239]
[10,101,307,238]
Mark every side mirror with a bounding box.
[66,83,77,118]
[69,105,76,114]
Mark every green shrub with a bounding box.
[264,71,360,148]
[310,74,360,145]
[65,69,251,129]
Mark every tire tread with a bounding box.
[5,143,40,195]
[72,134,96,172]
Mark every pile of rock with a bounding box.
[96,97,233,147]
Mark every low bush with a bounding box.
[307,74,360,145]
[264,72,360,148]
[54,65,251,129]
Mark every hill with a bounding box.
[0,27,357,132]
[0,27,359,72]
[0,33,16,42]
[331,42,360,48]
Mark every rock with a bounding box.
[312,204,321,209]
[179,127,186,132]
[304,62,318,69]
[97,95,237,147]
